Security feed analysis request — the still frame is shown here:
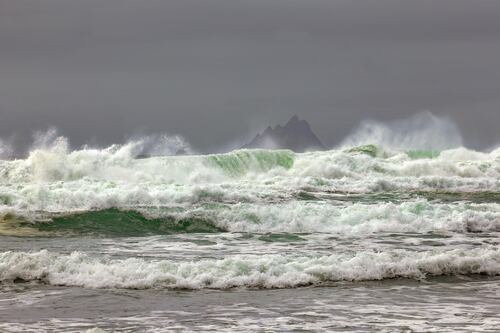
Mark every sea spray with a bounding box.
[340,112,463,150]
[0,139,13,160]
[126,133,194,157]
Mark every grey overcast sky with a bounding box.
[1,0,500,152]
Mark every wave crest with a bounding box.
[1,248,498,289]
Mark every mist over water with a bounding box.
[0,140,13,160]
[130,133,194,157]
[340,112,463,151]
[0,127,194,161]
[0,112,471,160]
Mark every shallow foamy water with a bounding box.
[0,277,499,332]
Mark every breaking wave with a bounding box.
[14,209,225,237]
[1,144,498,183]
[1,144,499,234]
[2,199,500,236]
[1,248,499,289]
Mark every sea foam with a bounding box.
[1,248,499,289]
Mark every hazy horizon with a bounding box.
[0,111,484,157]
[1,0,500,152]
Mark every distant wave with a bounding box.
[1,142,498,184]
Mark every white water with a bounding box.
[1,140,498,186]
[1,247,499,289]
[178,200,500,234]
[1,143,499,222]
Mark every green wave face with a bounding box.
[346,145,442,160]
[29,209,226,237]
[346,144,380,157]
[406,150,441,159]
[206,149,294,176]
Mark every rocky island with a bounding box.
[242,115,326,152]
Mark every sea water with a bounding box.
[0,138,499,331]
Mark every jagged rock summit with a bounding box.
[242,115,326,152]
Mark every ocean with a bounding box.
[0,142,499,332]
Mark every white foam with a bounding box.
[1,248,498,289]
[202,200,500,234]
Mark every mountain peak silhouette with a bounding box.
[242,116,326,152]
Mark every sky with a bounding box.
[1,0,500,152]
